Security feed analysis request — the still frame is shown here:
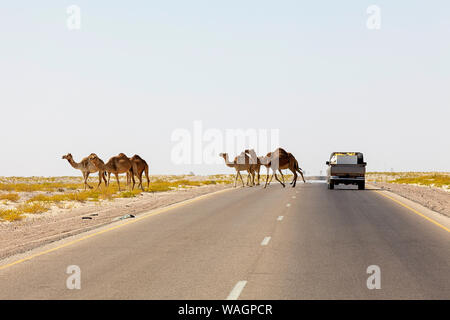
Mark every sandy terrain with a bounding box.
[0,184,231,259]
[371,181,450,218]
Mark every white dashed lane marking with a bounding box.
[277,216,284,221]
[261,237,271,246]
[226,281,247,300]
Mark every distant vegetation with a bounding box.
[367,172,450,188]
[0,175,234,222]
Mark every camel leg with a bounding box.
[273,172,285,188]
[233,172,238,187]
[102,171,108,186]
[278,170,285,184]
[139,171,144,191]
[293,171,298,187]
[264,167,272,187]
[129,171,135,190]
[246,171,253,187]
[85,172,93,189]
[238,171,245,187]
[297,169,306,183]
[130,172,135,191]
[264,170,270,188]
[145,166,150,190]
[107,172,111,187]
[268,168,275,184]
[115,173,121,191]
[268,174,274,184]
[257,168,260,185]
[82,172,87,190]
[96,172,102,189]
[290,168,298,188]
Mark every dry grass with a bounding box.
[0,209,24,222]
[0,193,20,202]
[0,203,50,222]
[367,172,450,188]
[17,202,50,214]
[391,174,450,188]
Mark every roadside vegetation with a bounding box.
[367,172,450,188]
[0,193,20,202]
[0,175,233,222]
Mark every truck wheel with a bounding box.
[329,181,334,190]
[358,182,365,190]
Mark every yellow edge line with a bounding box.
[375,190,449,233]
[0,187,233,272]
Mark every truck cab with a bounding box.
[326,152,366,190]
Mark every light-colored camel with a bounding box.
[262,148,305,188]
[89,153,135,191]
[129,154,150,191]
[62,153,107,190]
[244,149,263,186]
[219,152,255,187]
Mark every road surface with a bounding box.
[0,182,449,299]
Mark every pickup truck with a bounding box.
[326,152,366,190]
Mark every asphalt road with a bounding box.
[0,182,449,299]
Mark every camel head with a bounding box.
[62,153,73,160]
[219,153,227,159]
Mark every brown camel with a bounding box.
[262,148,305,188]
[62,153,107,190]
[89,153,135,191]
[219,152,255,187]
[257,151,286,186]
[129,154,150,191]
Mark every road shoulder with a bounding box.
[367,183,450,233]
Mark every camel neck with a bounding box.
[67,158,80,170]
[222,155,235,167]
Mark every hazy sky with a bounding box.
[1,1,449,176]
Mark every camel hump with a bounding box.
[132,154,143,160]
[271,148,288,158]
[277,148,288,154]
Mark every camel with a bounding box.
[256,151,286,186]
[89,153,135,191]
[244,149,262,186]
[62,153,107,190]
[129,154,150,191]
[219,152,255,187]
[262,148,306,188]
